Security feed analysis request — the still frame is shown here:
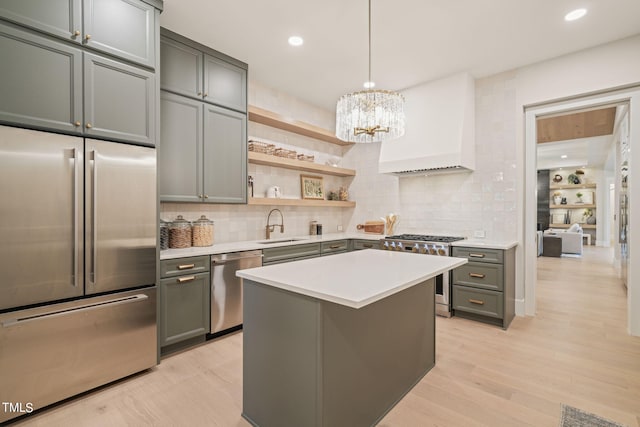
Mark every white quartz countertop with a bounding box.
[160,232,384,260]
[451,239,518,250]
[236,249,467,309]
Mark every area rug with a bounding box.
[560,404,626,427]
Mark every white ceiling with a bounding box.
[536,135,613,170]
[160,0,640,111]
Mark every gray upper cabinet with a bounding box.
[83,0,156,69]
[160,29,248,113]
[84,52,155,145]
[0,0,156,69]
[160,36,203,100]
[203,104,247,203]
[203,55,247,112]
[0,21,83,134]
[0,0,82,42]
[159,92,247,203]
[159,92,203,202]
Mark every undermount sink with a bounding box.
[257,238,308,245]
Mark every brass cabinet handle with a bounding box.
[469,253,485,258]
[85,34,91,40]
[74,121,81,127]
[177,276,196,283]
[329,245,341,249]
[177,263,195,270]
[73,30,80,36]
[363,244,373,248]
[203,195,209,199]
[469,273,486,278]
[469,299,485,305]
[85,123,92,129]
[197,92,202,96]
[203,92,208,97]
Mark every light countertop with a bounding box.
[451,239,518,250]
[160,232,384,260]
[236,249,467,309]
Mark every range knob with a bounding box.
[389,242,396,250]
[437,245,447,256]
[429,244,437,255]
[396,242,404,251]
[383,241,390,250]
[421,244,429,254]
[412,243,420,253]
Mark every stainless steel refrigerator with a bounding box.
[0,125,157,423]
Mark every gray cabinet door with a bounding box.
[160,272,210,347]
[83,0,156,68]
[160,36,203,99]
[203,104,247,203]
[0,22,83,133]
[203,54,247,112]
[0,0,82,42]
[159,92,203,202]
[84,52,155,145]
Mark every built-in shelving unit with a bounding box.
[549,203,595,209]
[549,223,596,229]
[248,152,355,177]
[549,183,597,190]
[248,105,351,146]
[248,198,356,208]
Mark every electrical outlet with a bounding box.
[337,225,343,232]
[474,230,486,238]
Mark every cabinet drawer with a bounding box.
[452,247,503,264]
[161,256,210,278]
[452,285,503,319]
[321,240,349,255]
[160,272,210,346]
[452,262,504,291]
[262,243,321,265]
[351,239,381,250]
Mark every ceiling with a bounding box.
[160,0,640,111]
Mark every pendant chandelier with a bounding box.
[335,0,405,143]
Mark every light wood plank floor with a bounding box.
[10,247,640,426]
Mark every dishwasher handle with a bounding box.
[211,250,263,264]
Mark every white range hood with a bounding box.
[378,72,475,176]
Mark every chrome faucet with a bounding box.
[266,208,284,239]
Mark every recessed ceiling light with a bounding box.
[288,36,304,47]
[565,8,587,21]
[363,81,375,89]
[561,154,568,159]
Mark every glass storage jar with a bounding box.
[169,215,192,249]
[159,219,169,250]
[192,215,214,247]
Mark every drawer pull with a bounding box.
[177,276,196,283]
[469,273,486,278]
[468,299,485,305]
[363,244,373,248]
[469,253,485,258]
[329,245,341,249]
[177,263,195,270]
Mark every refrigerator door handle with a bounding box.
[90,150,98,285]
[1,294,149,327]
[71,147,79,288]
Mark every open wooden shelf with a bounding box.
[549,204,595,209]
[248,105,351,146]
[248,151,355,177]
[549,183,597,190]
[549,223,597,229]
[248,197,356,208]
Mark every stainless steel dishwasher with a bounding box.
[211,250,263,334]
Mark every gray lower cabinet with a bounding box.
[0,21,156,145]
[262,243,321,265]
[159,256,210,349]
[0,0,157,69]
[160,28,247,113]
[159,91,247,203]
[320,240,349,256]
[451,246,516,329]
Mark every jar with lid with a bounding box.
[169,215,192,249]
[192,215,214,247]
[159,219,169,250]
[309,220,318,235]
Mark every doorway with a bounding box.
[523,87,640,335]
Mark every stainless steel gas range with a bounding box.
[381,234,465,317]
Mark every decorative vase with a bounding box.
[586,216,596,225]
[553,196,562,205]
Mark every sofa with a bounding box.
[543,224,583,255]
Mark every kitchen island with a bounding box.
[237,249,467,427]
